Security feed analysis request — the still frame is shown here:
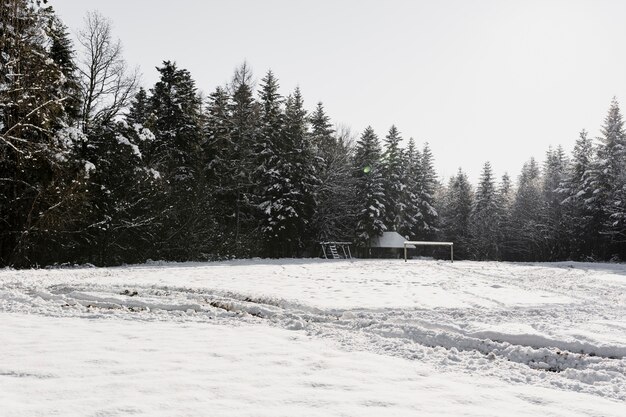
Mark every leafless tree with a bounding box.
[77,11,139,131]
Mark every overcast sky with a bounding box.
[52,0,626,183]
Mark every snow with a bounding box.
[1,259,625,416]
[83,161,95,178]
[117,134,142,158]
[370,231,411,248]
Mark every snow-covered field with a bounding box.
[1,259,625,416]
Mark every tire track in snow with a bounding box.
[1,267,625,402]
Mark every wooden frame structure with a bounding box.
[320,241,352,259]
[403,241,454,262]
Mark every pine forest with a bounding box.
[4,1,626,267]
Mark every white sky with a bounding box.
[51,0,626,183]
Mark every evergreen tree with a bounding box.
[542,146,569,259]
[381,125,405,231]
[148,61,206,259]
[227,62,260,255]
[596,99,626,254]
[310,106,356,243]
[126,87,151,127]
[255,70,287,257]
[282,88,317,254]
[496,172,515,259]
[470,162,501,259]
[401,138,421,238]
[0,1,88,266]
[559,130,596,259]
[415,143,438,240]
[438,169,473,258]
[509,158,544,260]
[353,127,386,249]
[202,86,235,256]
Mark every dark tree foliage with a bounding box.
[1,0,87,267]
[382,125,405,231]
[148,61,206,260]
[353,126,386,248]
[6,5,626,266]
[438,169,473,258]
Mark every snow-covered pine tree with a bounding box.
[470,162,501,259]
[227,62,260,256]
[594,99,626,254]
[282,87,317,255]
[80,118,161,265]
[0,0,88,266]
[45,9,81,123]
[415,143,438,240]
[400,138,421,238]
[509,158,544,260]
[496,172,515,259]
[437,169,473,258]
[353,127,386,249]
[559,130,596,259]
[202,86,236,256]
[149,61,205,260]
[309,106,357,243]
[126,88,151,127]
[542,146,569,259]
[255,70,288,257]
[381,125,405,232]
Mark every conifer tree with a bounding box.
[401,138,421,238]
[595,99,626,252]
[282,88,317,254]
[470,162,500,259]
[559,130,596,258]
[255,70,288,256]
[542,146,569,259]
[353,127,386,249]
[438,169,473,258]
[149,61,205,259]
[382,125,405,231]
[0,1,88,266]
[227,62,260,255]
[510,158,544,260]
[310,106,356,242]
[415,143,438,240]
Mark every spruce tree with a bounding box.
[596,99,626,254]
[0,1,87,266]
[255,70,287,257]
[438,169,473,258]
[283,88,317,255]
[227,62,260,255]
[470,162,500,259]
[415,143,438,240]
[310,105,356,243]
[382,125,405,231]
[353,127,386,249]
[510,158,544,260]
[559,130,596,259]
[149,61,205,260]
[401,138,421,238]
[542,146,569,259]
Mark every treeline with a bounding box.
[2,2,626,267]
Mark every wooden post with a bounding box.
[451,243,454,263]
[404,243,407,262]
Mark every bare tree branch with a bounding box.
[77,11,139,132]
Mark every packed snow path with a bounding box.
[1,259,625,416]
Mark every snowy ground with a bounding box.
[1,259,625,416]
